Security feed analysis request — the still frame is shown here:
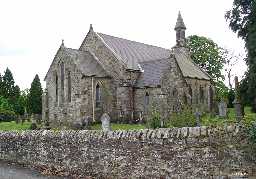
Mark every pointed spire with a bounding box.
[175,11,186,30]
[174,12,186,47]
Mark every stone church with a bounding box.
[42,13,214,126]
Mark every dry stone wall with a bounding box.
[0,126,255,178]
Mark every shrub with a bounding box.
[29,122,37,130]
[0,108,17,122]
[248,121,256,144]
[0,96,13,111]
[147,109,162,129]
[167,106,196,128]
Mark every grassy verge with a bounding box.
[0,121,32,131]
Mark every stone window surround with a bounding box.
[145,92,149,106]
[67,70,72,103]
[95,83,101,108]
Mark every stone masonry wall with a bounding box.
[0,126,255,178]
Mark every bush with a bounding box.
[167,106,196,128]
[0,96,13,111]
[248,121,256,144]
[29,122,37,130]
[147,109,162,129]
[0,108,17,122]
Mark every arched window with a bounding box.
[188,85,192,103]
[67,71,71,102]
[183,92,187,105]
[209,86,213,110]
[95,84,101,107]
[145,92,149,106]
[55,74,58,103]
[195,88,199,104]
[60,62,64,102]
[199,86,204,103]
[173,88,178,97]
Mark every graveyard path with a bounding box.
[0,161,65,179]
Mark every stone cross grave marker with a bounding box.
[218,101,227,118]
[100,113,111,131]
[233,76,243,121]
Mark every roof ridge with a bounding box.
[97,32,169,51]
[139,57,171,64]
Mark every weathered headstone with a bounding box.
[139,111,143,123]
[30,115,37,130]
[194,108,201,127]
[71,120,83,130]
[100,113,111,131]
[81,116,92,129]
[233,76,243,121]
[218,100,227,118]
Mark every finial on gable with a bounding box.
[61,39,65,48]
[89,24,94,32]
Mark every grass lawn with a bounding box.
[0,107,255,131]
[201,106,256,126]
[91,123,146,131]
[0,121,32,131]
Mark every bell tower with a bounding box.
[174,12,186,47]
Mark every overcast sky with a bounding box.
[0,0,247,90]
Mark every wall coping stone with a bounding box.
[0,124,241,141]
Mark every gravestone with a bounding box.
[30,115,37,130]
[81,116,92,129]
[100,113,111,131]
[218,101,227,118]
[233,76,243,121]
[139,111,143,123]
[194,108,201,127]
[71,119,83,130]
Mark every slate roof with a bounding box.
[96,32,211,86]
[173,47,211,80]
[64,48,108,77]
[46,31,211,85]
[135,58,170,87]
[97,33,170,70]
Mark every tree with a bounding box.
[0,73,3,96]
[27,75,43,114]
[2,68,15,99]
[186,35,228,100]
[186,35,226,81]
[222,49,242,89]
[11,85,24,115]
[19,89,29,114]
[1,68,22,114]
[239,73,250,106]
[226,0,256,112]
[0,96,13,111]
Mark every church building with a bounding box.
[42,13,214,126]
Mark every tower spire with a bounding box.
[174,12,186,46]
